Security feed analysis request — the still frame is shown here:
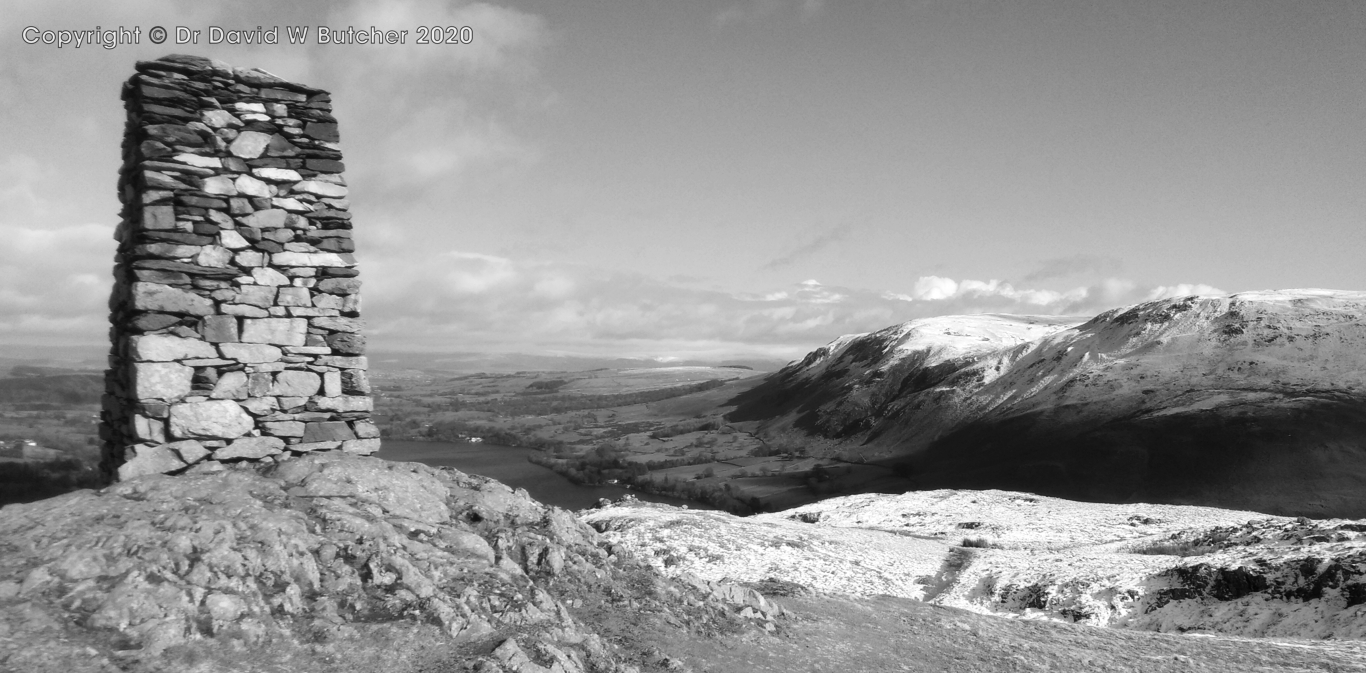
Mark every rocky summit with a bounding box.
[0,456,777,672]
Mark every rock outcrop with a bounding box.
[0,457,772,672]
[102,54,373,483]
[727,290,1366,517]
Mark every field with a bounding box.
[371,364,900,514]
[0,366,104,505]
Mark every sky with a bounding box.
[1,0,1363,362]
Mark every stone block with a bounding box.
[265,134,300,156]
[251,267,291,286]
[199,109,241,129]
[130,334,218,361]
[201,175,238,195]
[131,313,182,332]
[219,230,250,249]
[276,287,312,306]
[292,441,340,452]
[234,285,277,307]
[341,292,363,316]
[219,343,282,363]
[253,167,302,182]
[263,228,294,243]
[271,252,352,267]
[135,242,201,259]
[341,438,381,455]
[272,197,311,212]
[239,396,278,415]
[318,355,366,369]
[132,362,193,400]
[238,208,288,229]
[240,318,307,346]
[234,174,272,198]
[270,370,321,397]
[312,293,343,310]
[277,396,309,411]
[209,371,249,400]
[325,333,365,355]
[228,131,272,159]
[306,158,345,173]
[288,307,338,317]
[167,439,210,464]
[181,358,234,367]
[304,122,340,142]
[312,316,362,333]
[196,246,233,267]
[143,170,191,191]
[141,204,176,230]
[309,395,372,413]
[351,420,381,439]
[233,250,266,268]
[242,372,274,398]
[132,414,166,443]
[200,315,239,343]
[206,209,234,227]
[340,369,370,394]
[302,421,356,443]
[215,436,285,460]
[168,400,254,439]
[293,180,347,198]
[134,269,191,285]
[262,421,305,437]
[315,278,361,295]
[117,443,187,480]
[322,370,342,397]
[140,402,170,419]
[221,304,268,318]
[131,282,214,316]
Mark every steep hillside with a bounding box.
[728,290,1366,517]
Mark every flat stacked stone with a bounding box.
[101,54,377,482]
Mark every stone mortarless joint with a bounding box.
[101,54,377,482]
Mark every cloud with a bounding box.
[761,224,851,270]
[1019,254,1123,283]
[352,246,1227,359]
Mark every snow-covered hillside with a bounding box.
[727,290,1366,517]
[584,489,1366,640]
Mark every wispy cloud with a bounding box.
[1019,254,1123,284]
[761,224,851,270]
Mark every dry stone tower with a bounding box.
[101,54,377,482]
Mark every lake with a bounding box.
[375,439,707,511]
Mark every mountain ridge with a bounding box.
[727,289,1366,517]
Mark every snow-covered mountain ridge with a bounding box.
[727,290,1366,517]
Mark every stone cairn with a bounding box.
[101,54,377,482]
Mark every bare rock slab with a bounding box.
[168,400,254,439]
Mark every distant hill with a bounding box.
[0,372,103,406]
[369,350,788,374]
[727,290,1366,518]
